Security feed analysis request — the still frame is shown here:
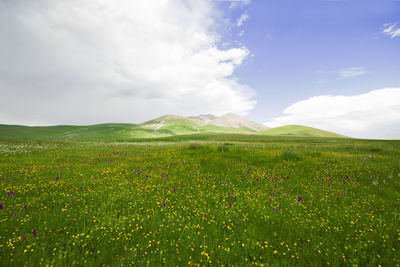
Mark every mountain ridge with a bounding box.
[0,114,347,140]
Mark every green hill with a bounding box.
[0,117,348,141]
[259,125,347,138]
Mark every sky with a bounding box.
[0,0,399,138]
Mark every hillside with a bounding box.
[0,116,348,141]
[260,125,348,138]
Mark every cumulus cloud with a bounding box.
[0,0,256,126]
[237,13,249,27]
[382,23,400,38]
[265,88,400,138]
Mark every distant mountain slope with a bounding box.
[0,116,348,140]
[380,134,400,140]
[260,125,347,138]
[0,113,267,140]
[140,114,263,135]
[207,113,269,131]
[0,123,140,140]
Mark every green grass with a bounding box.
[260,125,348,138]
[0,138,399,266]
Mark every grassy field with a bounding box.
[0,138,399,266]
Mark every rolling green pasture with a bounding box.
[0,138,399,266]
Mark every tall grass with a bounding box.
[0,139,399,265]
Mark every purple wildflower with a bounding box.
[297,196,303,202]
[229,203,232,208]
[21,236,25,241]
[24,204,27,209]
[182,184,185,188]
[32,228,37,237]
[56,176,59,181]
[341,191,344,196]
[163,202,166,208]
[14,211,17,217]
[275,207,279,214]
[0,203,2,210]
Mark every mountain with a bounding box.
[380,134,400,140]
[259,125,348,138]
[206,113,269,131]
[0,115,347,140]
[139,113,267,135]
[0,114,267,140]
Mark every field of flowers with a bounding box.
[0,140,399,266]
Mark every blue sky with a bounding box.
[0,0,399,138]
[216,0,400,123]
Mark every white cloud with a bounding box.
[237,13,249,27]
[226,0,251,9]
[264,88,400,138]
[382,23,400,38]
[318,67,368,80]
[338,67,368,79]
[238,30,245,36]
[0,0,256,126]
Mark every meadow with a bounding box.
[0,138,399,266]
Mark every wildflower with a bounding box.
[275,207,279,213]
[297,196,302,202]
[24,204,27,209]
[14,211,17,217]
[163,202,166,208]
[229,203,232,208]
[21,236,25,241]
[182,184,185,188]
[341,192,344,196]
[56,176,59,181]
[0,203,2,210]
[32,228,37,237]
